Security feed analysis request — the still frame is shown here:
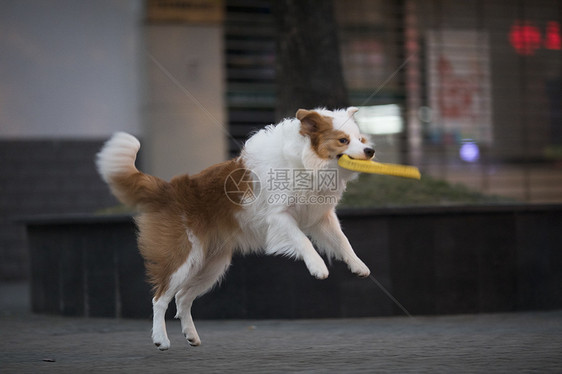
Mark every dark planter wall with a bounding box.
[25,216,146,318]
[0,139,121,281]
[23,205,562,319]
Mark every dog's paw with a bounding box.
[153,333,171,351]
[309,262,329,280]
[187,336,201,347]
[349,259,370,277]
[154,338,170,351]
[183,331,201,347]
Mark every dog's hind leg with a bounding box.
[175,252,232,347]
[151,289,175,350]
[151,260,194,350]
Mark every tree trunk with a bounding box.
[273,0,349,120]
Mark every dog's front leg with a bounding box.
[307,210,370,277]
[265,213,329,279]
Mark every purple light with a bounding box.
[460,141,480,162]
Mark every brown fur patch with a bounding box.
[297,109,351,159]
[130,158,248,299]
[111,172,170,211]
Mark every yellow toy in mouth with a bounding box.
[337,154,421,180]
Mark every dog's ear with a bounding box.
[347,107,359,116]
[297,109,331,136]
[296,109,311,121]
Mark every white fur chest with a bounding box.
[233,110,359,255]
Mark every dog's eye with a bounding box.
[339,138,349,145]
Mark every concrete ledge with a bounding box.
[21,204,562,319]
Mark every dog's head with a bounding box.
[297,107,374,162]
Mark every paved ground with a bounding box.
[1,283,562,373]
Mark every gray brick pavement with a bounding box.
[1,282,561,373]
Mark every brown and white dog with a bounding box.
[96,107,373,350]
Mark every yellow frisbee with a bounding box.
[338,154,421,180]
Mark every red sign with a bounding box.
[509,20,561,55]
[545,21,561,50]
[509,21,542,55]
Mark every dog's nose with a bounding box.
[364,147,375,159]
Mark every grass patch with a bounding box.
[340,173,515,208]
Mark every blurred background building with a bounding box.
[1,0,561,280]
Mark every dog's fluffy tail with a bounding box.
[96,132,169,211]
